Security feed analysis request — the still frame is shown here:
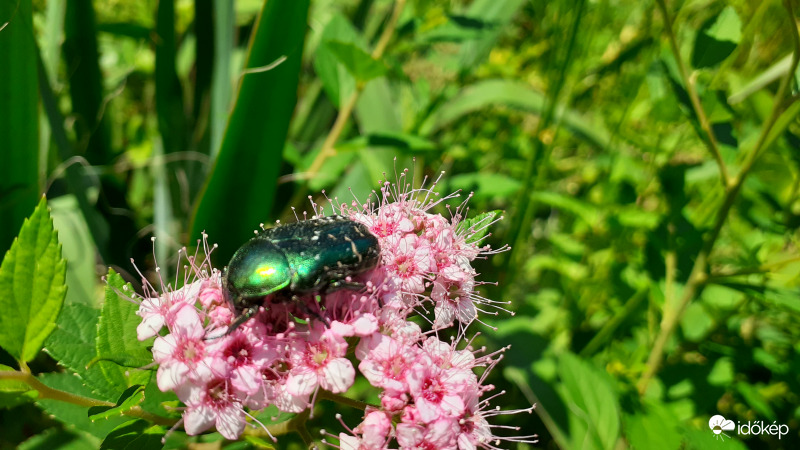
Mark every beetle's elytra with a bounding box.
[220,215,381,334]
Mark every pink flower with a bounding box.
[177,378,246,440]
[384,234,431,294]
[432,279,477,327]
[359,334,419,393]
[396,418,459,450]
[406,357,473,423]
[286,324,355,395]
[136,280,203,340]
[207,321,273,395]
[129,172,523,443]
[152,305,223,391]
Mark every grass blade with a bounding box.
[0,0,39,257]
[190,0,311,262]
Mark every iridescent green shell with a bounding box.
[224,215,381,310]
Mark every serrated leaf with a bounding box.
[88,385,144,421]
[44,303,119,401]
[100,420,166,450]
[325,40,387,83]
[456,210,502,244]
[36,372,128,438]
[0,196,67,363]
[95,269,152,394]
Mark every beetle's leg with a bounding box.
[205,306,257,340]
[294,294,330,326]
[328,280,366,291]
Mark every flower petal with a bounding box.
[319,358,355,393]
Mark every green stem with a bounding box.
[317,390,376,410]
[291,0,406,189]
[0,370,176,426]
[579,286,649,357]
[505,0,586,281]
[637,0,800,396]
[655,0,729,187]
[242,408,312,444]
[709,254,800,279]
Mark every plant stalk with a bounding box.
[638,0,800,395]
[655,0,729,187]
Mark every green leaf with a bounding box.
[624,402,682,450]
[0,197,67,363]
[190,0,310,264]
[140,371,179,417]
[0,0,39,259]
[456,0,526,71]
[49,196,98,306]
[735,381,776,420]
[100,420,165,450]
[558,352,621,450]
[95,269,152,394]
[456,210,502,244]
[210,0,235,159]
[415,14,494,44]
[420,79,610,149]
[325,40,387,83]
[244,435,277,448]
[36,373,128,438]
[531,191,600,225]
[761,99,800,155]
[728,54,792,104]
[692,6,742,69]
[88,385,145,421]
[338,132,438,154]
[44,303,120,401]
[314,14,363,107]
[63,0,111,164]
[448,173,522,199]
[18,429,99,450]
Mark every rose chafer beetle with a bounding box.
[219,215,381,334]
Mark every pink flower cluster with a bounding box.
[130,172,535,447]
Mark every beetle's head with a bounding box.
[224,236,292,310]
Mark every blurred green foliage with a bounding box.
[1,0,800,448]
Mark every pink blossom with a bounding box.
[176,378,246,440]
[384,234,431,294]
[406,357,472,423]
[128,172,526,444]
[136,280,202,340]
[208,321,273,395]
[152,305,224,391]
[396,418,459,450]
[432,279,477,327]
[286,324,355,395]
[359,334,419,393]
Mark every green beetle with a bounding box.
[220,215,381,333]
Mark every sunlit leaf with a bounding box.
[0,197,66,363]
